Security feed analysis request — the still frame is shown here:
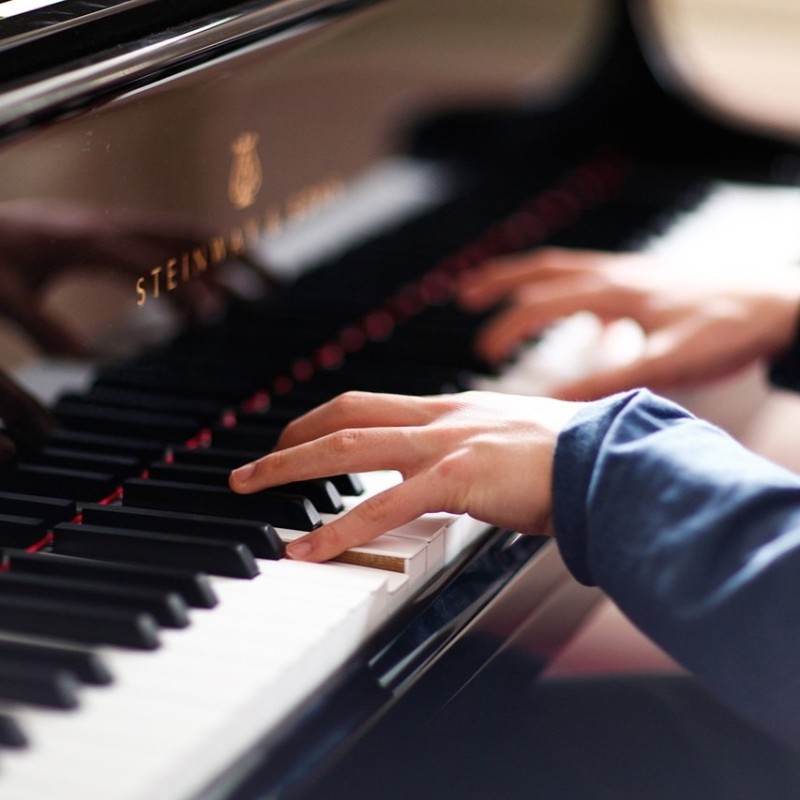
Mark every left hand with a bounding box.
[458,247,800,399]
[229,390,583,562]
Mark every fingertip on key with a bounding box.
[287,539,313,560]
[230,461,256,486]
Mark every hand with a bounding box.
[0,368,52,464]
[0,200,214,355]
[229,390,583,562]
[458,247,800,399]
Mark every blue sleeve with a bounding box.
[552,389,800,750]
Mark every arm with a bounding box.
[555,389,800,748]
[231,388,800,750]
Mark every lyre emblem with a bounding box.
[229,132,263,209]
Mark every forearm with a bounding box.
[553,390,800,749]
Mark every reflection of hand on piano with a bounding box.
[458,247,800,399]
[0,200,213,356]
[229,389,582,562]
[0,366,52,462]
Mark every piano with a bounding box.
[0,0,799,798]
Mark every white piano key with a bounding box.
[386,517,447,575]
[0,552,404,800]
[278,526,428,585]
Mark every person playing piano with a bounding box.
[228,246,800,759]
[3,244,800,790]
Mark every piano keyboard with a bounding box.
[476,179,800,411]
[0,151,631,798]
[2,152,792,799]
[0,470,488,800]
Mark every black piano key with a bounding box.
[168,446,365,496]
[0,661,79,709]
[235,407,303,426]
[268,479,343,514]
[0,514,49,549]
[0,713,28,748]
[48,430,165,462]
[7,551,217,609]
[58,387,223,419]
[0,491,76,525]
[37,447,142,481]
[81,503,285,560]
[0,637,112,685]
[328,473,365,497]
[147,461,240,486]
[94,365,256,402]
[209,424,279,451]
[53,401,202,441]
[147,462,344,514]
[0,571,189,629]
[0,594,160,650]
[168,445,266,468]
[123,477,322,531]
[5,464,118,502]
[213,418,283,436]
[53,523,259,579]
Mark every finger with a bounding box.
[547,330,702,400]
[230,424,426,493]
[473,281,613,363]
[458,250,560,310]
[458,247,620,310]
[275,391,441,450]
[285,474,437,562]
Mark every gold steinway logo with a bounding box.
[229,132,263,209]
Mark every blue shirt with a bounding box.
[552,389,800,750]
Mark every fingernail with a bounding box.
[231,462,256,483]
[287,540,313,560]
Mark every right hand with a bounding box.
[229,390,583,563]
[458,247,800,399]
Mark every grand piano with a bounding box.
[0,0,799,798]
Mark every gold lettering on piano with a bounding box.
[165,258,179,292]
[209,236,228,266]
[134,174,344,307]
[229,132,262,210]
[149,265,162,298]
[192,247,208,274]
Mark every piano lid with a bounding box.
[0,0,358,112]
